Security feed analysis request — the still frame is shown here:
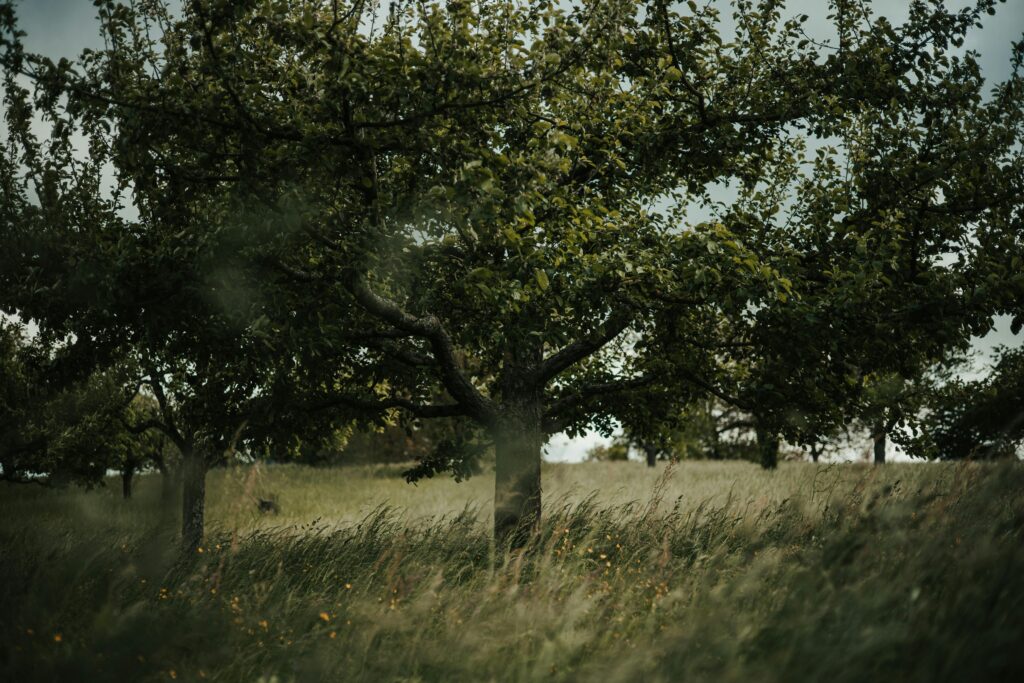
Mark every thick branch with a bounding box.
[358,338,433,367]
[347,277,496,423]
[534,307,635,386]
[120,416,167,436]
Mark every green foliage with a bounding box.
[10,0,996,464]
[912,347,1024,459]
[584,439,630,462]
[1,0,1022,544]
[2,461,1024,681]
[0,320,138,487]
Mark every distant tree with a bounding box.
[116,394,178,500]
[910,347,1024,460]
[0,320,141,488]
[585,439,630,463]
[647,0,1024,469]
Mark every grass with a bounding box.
[2,460,1023,682]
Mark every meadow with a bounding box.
[2,460,1023,682]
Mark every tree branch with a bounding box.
[347,276,496,423]
[533,306,634,386]
[145,372,188,450]
[677,369,752,412]
[306,393,465,419]
[543,375,654,432]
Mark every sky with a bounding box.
[6,0,1023,462]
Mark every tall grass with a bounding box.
[2,461,1022,682]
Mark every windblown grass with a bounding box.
[2,461,1022,682]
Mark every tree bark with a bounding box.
[121,463,135,499]
[180,449,207,553]
[873,421,887,465]
[756,427,779,470]
[493,402,543,550]
[644,444,657,468]
[156,461,181,530]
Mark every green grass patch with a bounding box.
[2,461,1023,681]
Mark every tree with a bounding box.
[0,319,140,488]
[4,0,1020,547]
[0,49,304,551]
[911,347,1024,460]
[585,439,630,463]
[645,0,1024,469]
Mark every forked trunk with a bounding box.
[756,427,779,470]
[873,421,887,465]
[121,463,135,499]
[181,449,207,553]
[493,404,543,550]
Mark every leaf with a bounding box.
[535,269,549,291]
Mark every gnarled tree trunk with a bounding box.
[180,448,207,553]
[493,400,543,550]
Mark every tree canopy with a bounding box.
[1,0,1022,548]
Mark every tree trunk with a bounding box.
[121,463,135,499]
[180,449,207,553]
[155,461,180,530]
[873,421,887,465]
[756,427,779,470]
[645,444,657,468]
[493,403,543,550]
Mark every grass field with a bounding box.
[2,460,1023,682]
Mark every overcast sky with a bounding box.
[8,1,1023,461]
